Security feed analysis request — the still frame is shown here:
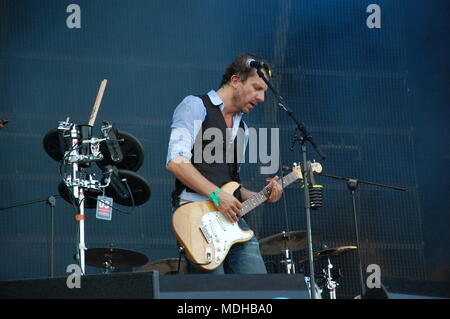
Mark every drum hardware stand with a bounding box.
[256,68,326,299]
[317,172,407,297]
[58,118,109,275]
[48,103,149,277]
[324,257,338,299]
[278,231,296,274]
[280,247,296,274]
[101,256,115,274]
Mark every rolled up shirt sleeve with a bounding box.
[166,95,206,165]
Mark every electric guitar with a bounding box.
[171,162,323,270]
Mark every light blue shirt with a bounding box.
[167,90,249,202]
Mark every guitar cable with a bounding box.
[177,245,211,267]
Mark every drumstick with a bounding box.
[88,79,107,126]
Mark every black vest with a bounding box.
[172,94,245,206]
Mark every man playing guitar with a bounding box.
[166,53,283,274]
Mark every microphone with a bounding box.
[101,121,123,163]
[103,165,129,199]
[245,59,266,69]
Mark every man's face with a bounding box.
[232,70,269,113]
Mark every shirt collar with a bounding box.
[207,90,224,107]
[207,89,244,117]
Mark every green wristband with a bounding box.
[210,188,222,206]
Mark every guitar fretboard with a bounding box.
[240,171,299,216]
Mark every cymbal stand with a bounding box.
[102,257,115,274]
[280,247,296,274]
[279,232,296,274]
[324,257,337,299]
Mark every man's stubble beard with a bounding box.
[231,89,247,113]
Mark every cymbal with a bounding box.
[85,247,149,269]
[97,130,144,172]
[298,245,357,264]
[259,231,321,256]
[104,169,151,206]
[138,258,188,275]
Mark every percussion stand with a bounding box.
[101,257,115,274]
[256,69,326,299]
[281,248,296,274]
[67,123,87,275]
[324,257,337,299]
[63,122,103,275]
[279,232,296,274]
[282,251,296,274]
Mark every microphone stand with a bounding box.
[318,172,407,297]
[0,195,61,278]
[256,69,326,299]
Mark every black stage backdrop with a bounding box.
[0,0,448,298]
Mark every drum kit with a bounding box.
[258,230,357,299]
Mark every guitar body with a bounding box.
[171,162,322,271]
[172,181,254,271]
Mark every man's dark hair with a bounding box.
[219,53,273,88]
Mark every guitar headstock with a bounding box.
[292,162,323,180]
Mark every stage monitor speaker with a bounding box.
[381,277,450,299]
[159,274,311,299]
[0,271,159,299]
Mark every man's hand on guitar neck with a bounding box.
[265,176,283,203]
[216,176,283,223]
[215,191,243,223]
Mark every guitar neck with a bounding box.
[240,171,299,216]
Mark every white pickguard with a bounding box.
[200,211,253,265]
